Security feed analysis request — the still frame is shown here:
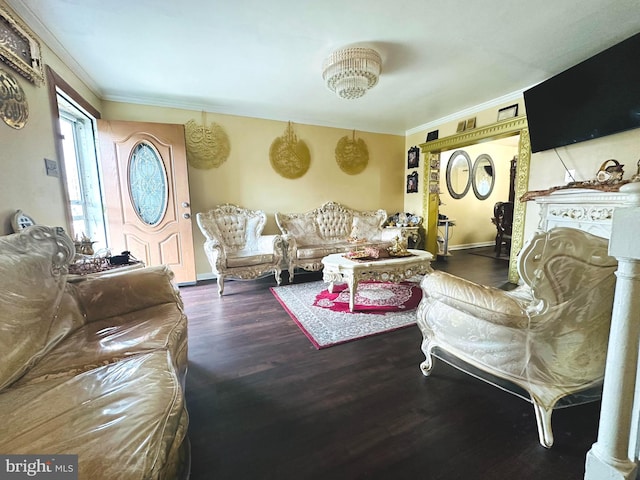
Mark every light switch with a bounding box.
[44,158,59,177]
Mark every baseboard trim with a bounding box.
[449,241,494,251]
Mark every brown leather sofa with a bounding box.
[0,226,189,479]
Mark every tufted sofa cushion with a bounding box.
[314,209,353,242]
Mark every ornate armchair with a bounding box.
[196,204,284,295]
[417,227,617,447]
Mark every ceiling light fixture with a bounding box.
[322,47,381,100]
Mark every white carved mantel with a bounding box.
[583,182,640,480]
[533,185,640,479]
[534,188,640,240]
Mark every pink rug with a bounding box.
[270,280,422,349]
[313,281,421,314]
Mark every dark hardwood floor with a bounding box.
[180,249,600,480]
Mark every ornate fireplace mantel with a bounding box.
[533,187,640,239]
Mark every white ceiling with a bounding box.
[8,0,640,135]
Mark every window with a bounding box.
[57,93,107,250]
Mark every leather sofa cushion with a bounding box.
[297,244,353,260]
[422,270,529,328]
[296,240,393,260]
[15,302,187,386]
[226,251,276,268]
[0,350,187,479]
[71,265,182,323]
[0,232,75,390]
[351,214,385,241]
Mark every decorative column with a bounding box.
[585,182,640,480]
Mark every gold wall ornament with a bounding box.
[269,122,311,179]
[184,118,230,169]
[0,68,27,129]
[0,3,44,85]
[335,130,369,175]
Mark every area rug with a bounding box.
[270,280,421,349]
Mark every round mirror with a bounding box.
[445,150,472,199]
[471,154,495,200]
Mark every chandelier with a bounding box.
[322,47,382,99]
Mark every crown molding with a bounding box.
[101,92,405,135]
[405,89,530,136]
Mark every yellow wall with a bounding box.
[438,141,516,248]
[403,99,526,249]
[101,102,404,276]
[3,0,640,276]
[0,0,102,235]
[404,96,640,251]
[524,127,640,239]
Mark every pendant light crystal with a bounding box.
[322,47,382,99]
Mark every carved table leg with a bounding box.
[348,281,356,312]
[348,275,358,312]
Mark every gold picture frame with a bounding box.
[0,3,44,85]
[498,104,519,121]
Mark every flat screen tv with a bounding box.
[524,32,640,153]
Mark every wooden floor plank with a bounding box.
[181,250,599,479]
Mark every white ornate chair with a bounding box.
[417,227,617,448]
[196,204,284,295]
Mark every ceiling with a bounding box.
[8,0,640,135]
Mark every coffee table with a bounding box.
[321,249,434,312]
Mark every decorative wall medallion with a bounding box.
[269,122,310,179]
[185,118,230,169]
[0,4,43,84]
[0,68,28,129]
[335,130,369,175]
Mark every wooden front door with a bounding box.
[97,120,196,284]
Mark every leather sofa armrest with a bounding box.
[72,265,183,322]
[422,270,529,328]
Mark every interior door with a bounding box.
[97,120,196,284]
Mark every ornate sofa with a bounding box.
[196,204,285,295]
[275,201,398,282]
[0,226,189,479]
[417,227,617,448]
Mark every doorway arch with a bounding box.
[420,116,531,283]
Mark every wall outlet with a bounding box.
[44,158,59,177]
[564,169,576,183]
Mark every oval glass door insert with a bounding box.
[128,142,168,225]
